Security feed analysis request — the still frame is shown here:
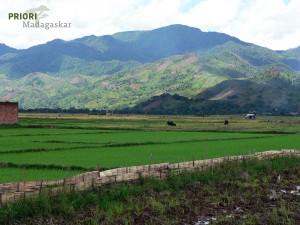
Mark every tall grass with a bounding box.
[0,157,299,224]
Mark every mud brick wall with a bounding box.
[0,150,299,206]
[0,102,18,124]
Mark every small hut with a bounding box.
[0,102,18,124]
[244,113,256,120]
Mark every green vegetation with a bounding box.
[0,168,78,183]
[0,54,226,109]
[1,32,299,110]
[0,115,300,183]
[1,157,299,225]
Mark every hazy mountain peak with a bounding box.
[152,24,202,31]
[0,43,17,55]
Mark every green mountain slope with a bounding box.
[0,54,225,109]
[125,79,300,115]
[0,25,299,113]
[0,25,246,78]
[1,42,299,111]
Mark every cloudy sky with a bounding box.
[0,0,299,50]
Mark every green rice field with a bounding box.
[0,114,300,183]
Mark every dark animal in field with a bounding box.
[224,120,229,125]
[167,121,176,126]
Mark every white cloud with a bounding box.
[0,0,299,50]
[181,0,242,31]
[221,0,300,50]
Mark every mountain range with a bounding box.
[0,24,299,114]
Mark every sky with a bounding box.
[0,0,299,50]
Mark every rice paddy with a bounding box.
[1,114,300,183]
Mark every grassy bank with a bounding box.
[1,156,300,225]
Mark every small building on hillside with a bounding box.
[0,102,18,124]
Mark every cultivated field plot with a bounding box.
[20,113,300,132]
[1,114,300,183]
